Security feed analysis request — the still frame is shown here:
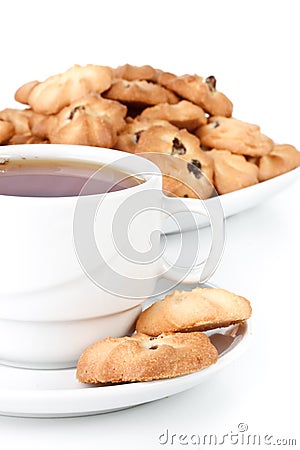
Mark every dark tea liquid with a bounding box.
[0,158,143,197]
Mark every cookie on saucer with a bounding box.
[157,72,233,117]
[136,287,252,336]
[77,331,218,384]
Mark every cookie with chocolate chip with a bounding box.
[33,94,126,148]
[157,72,233,117]
[114,118,178,153]
[196,116,274,157]
[135,126,214,198]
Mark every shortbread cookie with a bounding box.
[157,72,233,117]
[103,79,179,106]
[8,133,48,145]
[114,118,177,153]
[48,115,114,147]
[32,94,126,147]
[28,111,49,137]
[77,331,218,384]
[136,287,252,336]
[23,65,113,115]
[138,100,207,131]
[63,93,127,133]
[14,80,39,105]
[0,108,33,135]
[196,117,274,157]
[113,64,158,81]
[135,126,214,198]
[208,149,259,194]
[257,144,300,181]
[0,119,14,144]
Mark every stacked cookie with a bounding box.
[77,287,252,384]
[1,63,299,196]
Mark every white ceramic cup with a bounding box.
[0,144,224,369]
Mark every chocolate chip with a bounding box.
[68,105,85,120]
[183,194,189,198]
[149,345,158,350]
[134,130,143,143]
[212,120,220,128]
[191,159,202,169]
[149,337,156,341]
[205,75,217,92]
[187,161,202,179]
[171,137,186,155]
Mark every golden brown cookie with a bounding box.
[114,118,177,153]
[14,80,39,105]
[136,287,252,336]
[103,79,179,106]
[24,65,113,115]
[77,331,218,384]
[67,93,127,133]
[27,111,49,137]
[0,108,33,135]
[0,119,15,144]
[196,116,273,157]
[138,100,207,131]
[134,126,214,198]
[32,94,126,148]
[257,144,300,181]
[208,149,259,194]
[113,64,158,81]
[8,134,48,145]
[157,72,233,117]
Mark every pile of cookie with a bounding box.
[0,63,299,197]
[77,287,252,384]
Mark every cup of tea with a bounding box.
[0,144,224,369]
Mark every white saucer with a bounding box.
[0,322,250,418]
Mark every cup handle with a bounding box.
[160,195,225,283]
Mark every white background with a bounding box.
[0,0,299,449]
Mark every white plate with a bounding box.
[0,322,250,418]
[0,281,251,418]
[163,167,300,233]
